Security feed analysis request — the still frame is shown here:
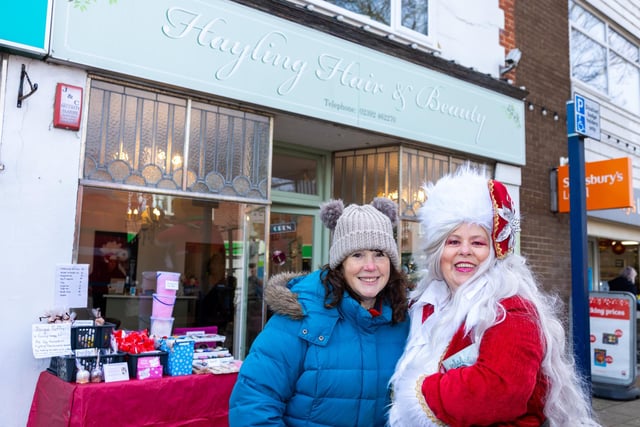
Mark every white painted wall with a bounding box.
[432,0,505,76]
[0,55,86,426]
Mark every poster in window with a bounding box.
[89,231,138,313]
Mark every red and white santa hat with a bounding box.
[418,165,520,259]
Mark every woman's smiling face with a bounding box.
[342,250,390,309]
[440,223,491,291]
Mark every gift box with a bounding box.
[126,351,168,379]
[160,338,195,376]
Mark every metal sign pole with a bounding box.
[566,100,591,391]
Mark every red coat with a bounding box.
[421,296,548,426]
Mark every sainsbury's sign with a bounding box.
[557,157,633,213]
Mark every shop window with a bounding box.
[333,146,487,218]
[77,187,267,357]
[333,145,490,283]
[77,79,271,358]
[570,1,640,115]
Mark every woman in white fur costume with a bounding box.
[388,166,600,427]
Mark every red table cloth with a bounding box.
[27,371,238,427]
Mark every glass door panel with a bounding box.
[269,211,317,276]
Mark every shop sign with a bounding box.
[270,222,296,234]
[589,292,637,387]
[557,157,633,213]
[588,187,640,226]
[50,0,525,165]
[0,0,51,56]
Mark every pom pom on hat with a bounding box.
[319,199,344,231]
[371,197,398,226]
[320,198,400,269]
[419,166,520,260]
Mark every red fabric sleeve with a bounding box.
[421,298,545,426]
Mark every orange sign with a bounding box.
[557,157,633,213]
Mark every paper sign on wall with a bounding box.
[54,264,89,308]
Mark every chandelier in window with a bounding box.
[125,192,165,236]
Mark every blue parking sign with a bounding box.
[573,93,600,140]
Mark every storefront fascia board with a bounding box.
[0,0,51,56]
[50,0,525,165]
[588,218,640,244]
[588,187,640,228]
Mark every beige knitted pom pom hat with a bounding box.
[320,198,400,269]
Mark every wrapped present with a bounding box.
[159,338,194,376]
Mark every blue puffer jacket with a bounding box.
[229,270,409,427]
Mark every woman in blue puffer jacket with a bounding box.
[229,198,410,427]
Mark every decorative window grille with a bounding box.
[83,79,271,201]
[333,145,490,219]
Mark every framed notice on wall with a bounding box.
[53,83,83,130]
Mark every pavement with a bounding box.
[592,374,640,426]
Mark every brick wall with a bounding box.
[509,1,573,300]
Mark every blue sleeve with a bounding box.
[228,314,306,426]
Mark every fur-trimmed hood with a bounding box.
[263,271,306,319]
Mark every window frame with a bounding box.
[271,142,331,208]
[290,0,435,50]
[569,1,640,115]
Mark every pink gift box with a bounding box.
[136,356,163,380]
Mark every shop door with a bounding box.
[269,207,322,277]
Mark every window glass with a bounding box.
[570,2,605,43]
[78,187,267,357]
[609,52,640,114]
[271,154,318,195]
[319,0,428,37]
[401,0,428,35]
[80,79,272,358]
[609,29,638,63]
[569,2,640,115]
[325,0,390,25]
[571,29,608,93]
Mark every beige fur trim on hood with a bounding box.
[263,272,305,319]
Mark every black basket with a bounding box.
[126,351,169,379]
[48,349,126,382]
[71,322,116,350]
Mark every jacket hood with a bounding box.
[264,271,305,319]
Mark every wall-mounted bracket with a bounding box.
[17,64,38,108]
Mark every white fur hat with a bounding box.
[418,166,520,259]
